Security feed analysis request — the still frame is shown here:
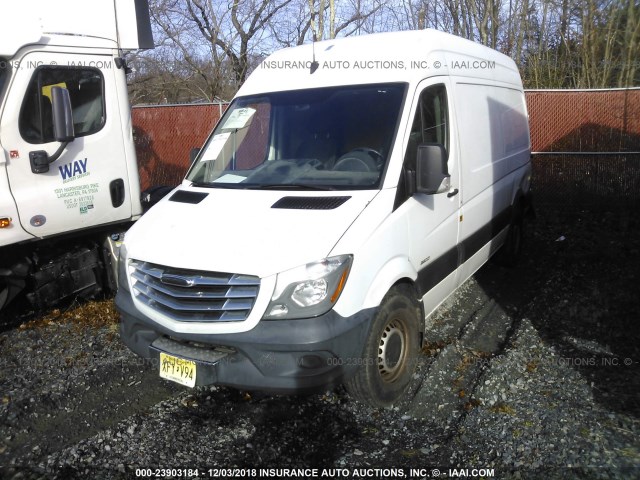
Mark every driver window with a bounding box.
[396,84,449,208]
[19,67,105,144]
[404,84,449,166]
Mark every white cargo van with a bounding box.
[116,29,532,407]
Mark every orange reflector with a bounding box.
[0,217,12,228]
[330,268,350,303]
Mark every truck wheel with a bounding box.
[0,283,9,311]
[345,285,420,407]
[0,261,30,312]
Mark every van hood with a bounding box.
[125,188,378,278]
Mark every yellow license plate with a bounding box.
[159,352,196,387]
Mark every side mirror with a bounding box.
[29,87,75,174]
[51,86,75,142]
[416,143,450,194]
[190,147,201,164]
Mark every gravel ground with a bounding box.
[0,207,638,479]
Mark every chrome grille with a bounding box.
[130,260,260,322]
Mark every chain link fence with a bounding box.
[532,153,640,207]
[527,88,640,208]
[131,89,640,208]
[132,103,227,191]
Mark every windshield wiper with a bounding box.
[251,184,336,191]
[191,182,337,191]
[191,182,244,189]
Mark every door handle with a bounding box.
[110,179,125,208]
[447,188,459,198]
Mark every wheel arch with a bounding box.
[361,255,419,311]
[360,259,425,344]
[511,163,534,219]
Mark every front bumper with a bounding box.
[115,290,375,394]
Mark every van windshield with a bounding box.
[187,83,406,190]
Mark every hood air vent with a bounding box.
[169,190,208,204]
[271,196,351,210]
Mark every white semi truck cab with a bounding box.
[0,1,153,311]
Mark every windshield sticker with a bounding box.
[201,132,231,162]
[222,107,256,130]
[213,174,246,183]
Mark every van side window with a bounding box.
[19,67,105,144]
[404,84,449,165]
[396,84,449,208]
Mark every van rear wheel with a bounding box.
[495,206,524,267]
[345,285,420,407]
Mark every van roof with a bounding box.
[239,29,522,97]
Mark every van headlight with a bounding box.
[264,255,352,320]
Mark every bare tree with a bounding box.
[129,0,296,103]
[306,0,385,40]
[185,0,295,85]
[128,0,639,103]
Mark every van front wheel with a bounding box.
[345,285,420,407]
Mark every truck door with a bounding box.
[400,79,461,311]
[0,50,133,239]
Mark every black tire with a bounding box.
[0,283,9,311]
[495,207,524,267]
[345,285,421,407]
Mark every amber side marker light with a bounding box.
[330,268,350,303]
[0,217,12,228]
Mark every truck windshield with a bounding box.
[187,83,406,190]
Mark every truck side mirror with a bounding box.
[51,86,75,142]
[190,147,201,164]
[416,143,451,194]
[29,87,75,174]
